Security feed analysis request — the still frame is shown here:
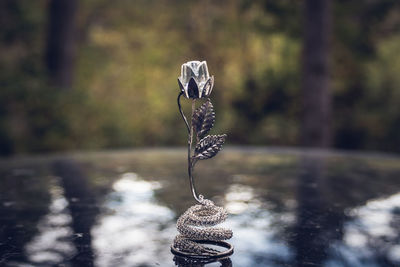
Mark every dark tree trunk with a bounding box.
[300,0,332,147]
[46,0,78,89]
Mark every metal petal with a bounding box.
[203,76,213,97]
[181,63,195,85]
[198,61,210,81]
[188,77,199,98]
[202,76,214,97]
[177,78,189,98]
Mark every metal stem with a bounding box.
[177,92,202,203]
[177,92,190,133]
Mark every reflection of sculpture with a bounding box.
[171,61,233,258]
[173,254,232,267]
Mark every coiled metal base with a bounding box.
[171,199,233,259]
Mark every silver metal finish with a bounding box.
[171,200,233,257]
[178,61,214,99]
[173,61,233,258]
[177,92,202,203]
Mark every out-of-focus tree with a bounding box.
[46,0,78,89]
[0,0,400,154]
[300,0,332,147]
[333,0,400,151]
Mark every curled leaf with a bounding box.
[194,134,226,160]
[192,99,215,140]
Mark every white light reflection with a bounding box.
[92,172,176,267]
[25,182,75,265]
[224,183,293,266]
[328,192,400,266]
[225,184,254,214]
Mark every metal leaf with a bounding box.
[192,99,215,140]
[194,134,226,160]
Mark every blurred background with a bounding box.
[0,0,400,155]
[1,1,400,266]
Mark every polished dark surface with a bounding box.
[0,147,399,267]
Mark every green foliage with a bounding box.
[0,0,400,154]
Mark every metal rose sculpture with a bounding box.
[178,61,214,99]
[171,61,233,260]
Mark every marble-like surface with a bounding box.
[0,147,399,266]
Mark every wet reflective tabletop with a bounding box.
[1,148,399,267]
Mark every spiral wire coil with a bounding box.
[172,199,233,257]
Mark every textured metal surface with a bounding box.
[176,93,228,203]
[175,65,233,258]
[171,199,233,257]
[192,100,215,140]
